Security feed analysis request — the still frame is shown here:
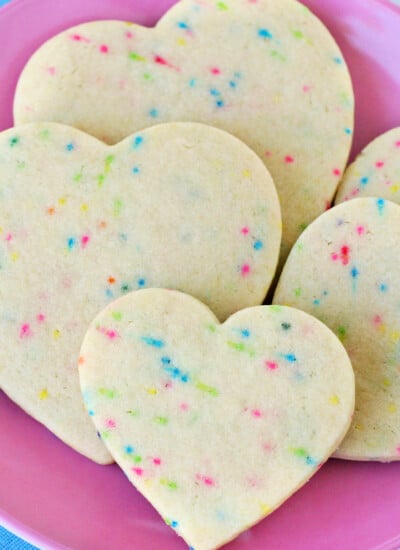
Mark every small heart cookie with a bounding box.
[0,122,280,463]
[14,0,354,261]
[335,127,400,206]
[274,197,400,461]
[79,289,354,550]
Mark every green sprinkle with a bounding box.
[290,447,307,458]
[9,136,20,147]
[73,172,83,182]
[112,311,122,321]
[337,326,347,342]
[97,174,105,187]
[129,51,146,61]
[294,288,302,298]
[207,324,217,333]
[100,430,111,440]
[216,1,228,10]
[114,198,123,217]
[154,416,168,425]
[269,305,282,313]
[98,388,117,399]
[195,381,219,397]
[299,222,308,231]
[39,129,50,139]
[133,455,142,463]
[292,30,304,39]
[143,72,153,81]
[160,478,178,490]
[126,409,139,417]
[271,50,286,61]
[226,340,255,357]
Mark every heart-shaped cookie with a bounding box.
[274,197,400,461]
[14,0,354,261]
[0,121,280,463]
[79,288,354,550]
[335,127,400,206]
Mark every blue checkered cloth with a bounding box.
[0,526,39,550]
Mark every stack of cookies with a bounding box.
[1,1,399,549]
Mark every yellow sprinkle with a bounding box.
[273,93,282,104]
[10,252,19,262]
[147,387,157,395]
[39,388,49,400]
[390,331,400,343]
[383,378,392,387]
[242,169,251,178]
[260,503,271,515]
[144,479,153,487]
[354,423,364,431]
[378,323,387,335]
[58,197,67,205]
[81,203,89,212]
[329,395,340,405]
[53,329,61,339]
[390,184,399,193]
[0,227,3,235]
[177,37,186,46]
[387,403,397,414]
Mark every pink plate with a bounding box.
[1,0,400,549]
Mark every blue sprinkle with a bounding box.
[133,136,144,149]
[333,56,343,64]
[88,410,94,416]
[67,237,76,250]
[241,329,251,338]
[210,88,220,96]
[189,78,197,87]
[313,299,320,306]
[124,445,134,454]
[360,176,369,186]
[141,336,165,348]
[177,21,188,29]
[344,128,352,135]
[181,373,189,383]
[119,233,128,242]
[253,240,263,250]
[234,72,242,79]
[105,288,114,299]
[258,28,273,39]
[171,520,179,529]
[132,166,140,174]
[376,198,385,214]
[229,80,237,88]
[306,456,318,466]
[216,99,225,108]
[149,108,159,118]
[379,283,388,292]
[161,356,171,365]
[65,142,75,152]
[351,266,359,279]
[137,278,146,287]
[283,353,297,363]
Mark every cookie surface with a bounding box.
[79,288,354,550]
[335,127,400,206]
[13,0,354,261]
[274,197,400,461]
[0,121,280,463]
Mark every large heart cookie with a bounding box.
[0,121,280,463]
[335,127,400,206]
[14,0,354,261]
[79,288,354,550]
[274,197,400,461]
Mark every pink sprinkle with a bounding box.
[284,155,295,164]
[81,235,90,248]
[333,168,342,177]
[264,150,272,157]
[180,402,189,411]
[251,409,262,418]
[210,67,221,75]
[302,85,311,92]
[46,67,56,76]
[96,326,120,340]
[196,474,216,487]
[241,264,251,276]
[241,226,250,235]
[325,200,331,211]
[356,225,366,235]
[164,381,173,389]
[396,446,400,454]
[99,44,109,53]
[70,34,90,43]
[5,233,12,241]
[395,141,400,148]
[19,323,32,339]
[263,442,275,452]
[265,360,278,370]
[153,457,162,466]
[350,188,360,197]
[105,419,116,429]
[125,31,134,39]
[132,467,144,476]
[373,315,382,326]
[375,161,384,168]
[36,313,46,323]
